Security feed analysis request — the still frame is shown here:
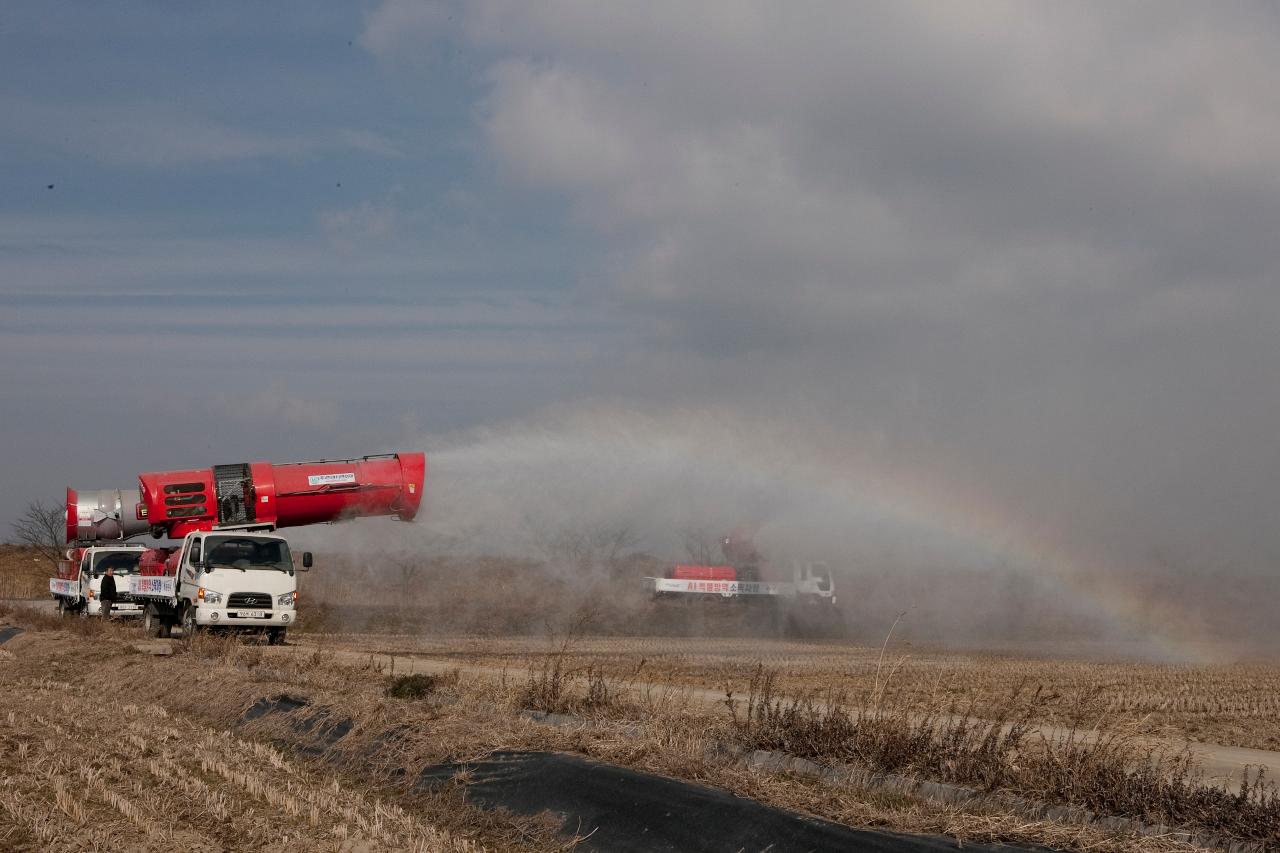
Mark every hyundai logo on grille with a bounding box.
[244,597,259,605]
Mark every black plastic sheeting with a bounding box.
[243,696,353,759]
[244,694,310,721]
[0,625,23,645]
[239,697,1040,852]
[417,750,1041,853]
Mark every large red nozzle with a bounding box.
[65,485,151,544]
[137,452,426,539]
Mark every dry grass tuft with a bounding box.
[386,672,456,700]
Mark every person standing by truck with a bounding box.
[99,566,117,619]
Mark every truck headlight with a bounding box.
[277,591,296,607]
[197,588,223,605]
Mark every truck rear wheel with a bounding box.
[143,606,165,638]
[56,598,69,618]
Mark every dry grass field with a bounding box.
[0,545,52,600]
[0,616,571,852]
[308,633,1280,753]
[3,600,1279,851]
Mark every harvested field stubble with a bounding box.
[0,676,480,852]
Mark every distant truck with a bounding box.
[642,525,843,636]
[129,530,310,644]
[644,560,842,637]
[49,544,148,619]
[645,561,837,607]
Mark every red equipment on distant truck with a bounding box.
[671,565,738,581]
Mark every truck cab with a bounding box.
[173,530,309,643]
[50,545,147,618]
[793,561,837,605]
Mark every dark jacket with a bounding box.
[99,574,117,601]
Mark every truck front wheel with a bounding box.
[266,628,287,646]
[181,605,200,638]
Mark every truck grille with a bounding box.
[227,592,271,608]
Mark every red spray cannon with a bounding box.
[138,452,425,539]
[68,452,424,543]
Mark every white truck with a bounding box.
[129,529,311,644]
[644,561,842,636]
[645,561,837,606]
[49,544,148,619]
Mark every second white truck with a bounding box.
[49,544,148,619]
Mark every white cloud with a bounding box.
[347,0,1280,580]
[485,62,637,193]
[438,2,1280,347]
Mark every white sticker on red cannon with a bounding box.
[307,473,356,486]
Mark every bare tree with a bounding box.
[385,551,423,607]
[589,523,641,564]
[549,528,591,567]
[12,499,65,571]
[534,522,642,574]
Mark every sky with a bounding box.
[3,2,1280,633]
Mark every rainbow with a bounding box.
[436,408,1227,662]
[783,447,1223,663]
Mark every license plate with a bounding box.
[235,609,265,619]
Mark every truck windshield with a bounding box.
[91,552,142,576]
[812,567,832,592]
[202,536,293,571]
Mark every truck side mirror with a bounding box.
[302,552,313,569]
[189,541,203,568]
